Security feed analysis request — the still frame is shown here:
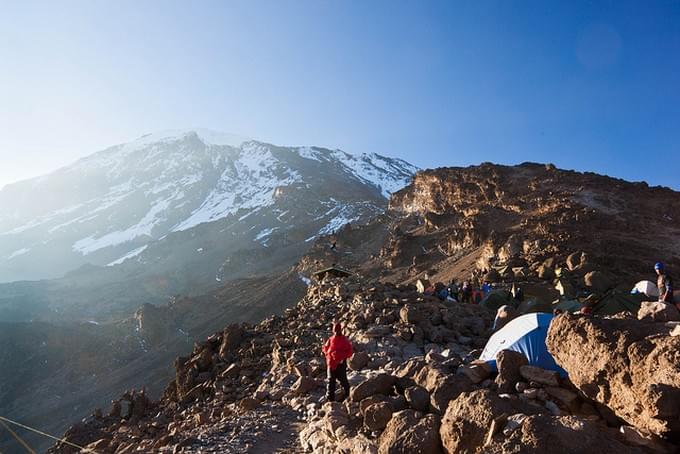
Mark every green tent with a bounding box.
[480,290,515,311]
[552,299,582,313]
[592,292,646,316]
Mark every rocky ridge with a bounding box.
[45,162,680,453]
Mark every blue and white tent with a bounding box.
[480,312,567,377]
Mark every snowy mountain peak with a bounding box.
[133,128,251,148]
[0,130,418,282]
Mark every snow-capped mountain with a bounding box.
[0,129,417,284]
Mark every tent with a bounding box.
[592,292,646,316]
[480,312,567,377]
[552,299,582,313]
[480,290,515,311]
[631,280,659,298]
[312,266,353,280]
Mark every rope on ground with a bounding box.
[0,416,99,454]
[0,418,36,454]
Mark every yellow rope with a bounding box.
[0,416,99,454]
[0,418,36,454]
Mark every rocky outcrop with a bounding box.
[378,410,443,454]
[439,389,541,453]
[547,314,680,438]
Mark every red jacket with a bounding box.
[322,335,353,370]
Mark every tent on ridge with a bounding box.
[591,291,646,316]
[479,312,567,377]
[552,299,582,313]
[480,289,515,311]
[631,280,659,299]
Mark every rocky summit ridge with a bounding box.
[45,162,680,454]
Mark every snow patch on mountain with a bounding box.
[74,197,173,255]
[107,245,148,266]
[172,143,302,232]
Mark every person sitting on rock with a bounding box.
[322,322,353,402]
[655,262,675,305]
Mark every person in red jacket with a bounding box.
[322,322,353,401]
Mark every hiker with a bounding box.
[655,262,675,304]
[330,240,337,251]
[322,322,353,402]
[461,281,472,303]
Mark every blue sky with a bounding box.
[0,0,679,189]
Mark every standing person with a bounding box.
[322,322,353,402]
[461,281,472,303]
[655,262,675,304]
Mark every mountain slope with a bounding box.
[0,129,416,284]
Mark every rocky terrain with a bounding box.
[0,130,417,453]
[42,162,680,453]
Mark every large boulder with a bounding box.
[351,374,397,402]
[547,314,680,437]
[378,410,443,454]
[348,351,370,371]
[637,301,680,322]
[404,385,430,412]
[440,390,540,454]
[583,270,613,293]
[429,375,475,414]
[484,415,644,454]
[364,402,394,431]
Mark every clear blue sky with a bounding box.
[1,0,679,189]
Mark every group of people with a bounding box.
[321,262,675,403]
[421,279,492,303]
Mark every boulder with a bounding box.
[495,350,528,393]
[378,410,443,454]
[400,305,423,324]
[519,365,560,387]
[219,324,245,359]
[637,301,680,322]
[292,376,318,395]
[238,397,259,412]
[364,402,394,431]
[457,362,492,384]
[583,270,613,293]
[404,385,430,412]
[486,414,645,453]
[429,375,475,414]
[439,389,540,453]
[351,374,397,402]
[566,252,585,271]
[348,351,370,371]
[547,314,680,437]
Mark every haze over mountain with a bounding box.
[0,129,416,285]
[0,130,418,454]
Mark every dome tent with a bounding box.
[631,280,659,298]
[479,312,567,377]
